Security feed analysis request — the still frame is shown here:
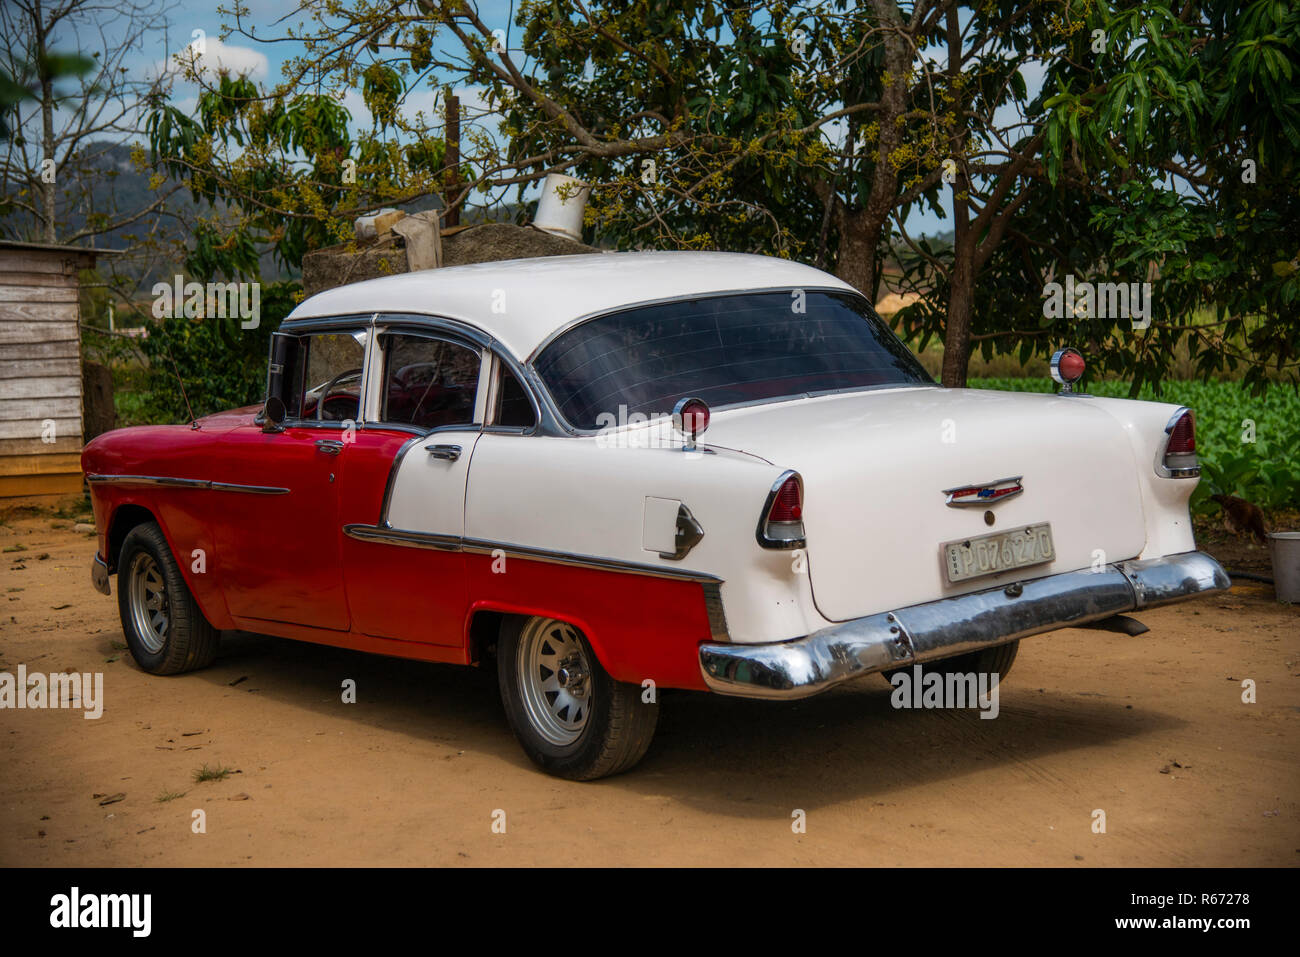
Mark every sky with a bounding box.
[46,0,1051,241]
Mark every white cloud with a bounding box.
[155,36,270,83]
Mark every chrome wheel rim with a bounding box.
[128,552,170,654]
[517,618,593,746]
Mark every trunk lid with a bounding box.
[705,386,1147,622]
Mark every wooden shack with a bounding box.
[0,240,114,503]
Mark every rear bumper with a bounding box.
[699,550,1229,699]
[91,552,111,596]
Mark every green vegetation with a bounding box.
[972,378,1300,513]
[191,764,234,784]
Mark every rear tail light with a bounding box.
[757,471,805,549]
[1158,408,1199,478]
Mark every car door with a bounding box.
[213,327,367,631]
[338,325,488,646]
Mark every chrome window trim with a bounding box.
[272,322,373,429]
[369,324,487,431]
[526,286,936,436]
[482,351,542,435]
[342,523,722,584]
[87,474,289,495]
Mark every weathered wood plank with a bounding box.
[0,435,83,455]
[0,452,83,477]
[0,302,80,323]
[0,340,82,360]
[0,472,84,499]
[0,396,83,418]
[0,358,81,380]
[0,375,82,399]
[0,416,81,441]
[0,321,79,343]
[0,285,81,302]
[0,270,79,287]
[0,252,77,275]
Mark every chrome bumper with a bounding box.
[699,551,1229,700]
[91,552,111,596]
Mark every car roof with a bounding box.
[285,250,858,360]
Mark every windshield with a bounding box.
[533,290,933,430]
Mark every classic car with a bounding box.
[82,251,1229,779]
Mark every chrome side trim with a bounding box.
[87,474,208,489]
[702,581,731,642]
[341,522,722,584]
[208,482,290,495]
[699,550,1230,700]
[461,537,723,583]
[343,524,461,551]
[87,474,289,495]
[91,552,111,596]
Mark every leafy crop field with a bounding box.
[971,378,1300,513]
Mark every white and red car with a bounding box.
[83,251,1228,778]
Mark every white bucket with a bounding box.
[1268,532,1300,602]
[533,173,590,242]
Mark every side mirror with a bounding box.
[262,395,287,433]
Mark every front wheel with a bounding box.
[497,616,658,780]
[117,521,220,675]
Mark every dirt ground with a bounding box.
[1,509,1296,867]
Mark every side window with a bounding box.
[494,365,537,429]
[381,334,481,430]
[289,332,365,422]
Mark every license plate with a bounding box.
[942,523,1055,583]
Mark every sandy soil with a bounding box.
[1,510,1296,867]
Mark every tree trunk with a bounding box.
[35,0,57,243]
[834,208,879,298]
[941,253,975,387]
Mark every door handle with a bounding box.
[315,439,344,455]
[425,444,462,462]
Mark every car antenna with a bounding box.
[162,338,200,430]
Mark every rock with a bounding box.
[74,523,95,534]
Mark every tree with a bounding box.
[160,0,1298,390]
[0,0,181,253]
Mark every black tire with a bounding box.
[884,638,1019,686]
[497,616,658,780]
[116,521,220,675]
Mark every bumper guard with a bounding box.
[699,551,1229,699]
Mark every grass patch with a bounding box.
[192,764,234,784]
[155,789,187,803]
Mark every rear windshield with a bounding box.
[533,290,932,430]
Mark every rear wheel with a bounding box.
[497,616,658,780]
[884,639,1019,686]
[117,522,220,675]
